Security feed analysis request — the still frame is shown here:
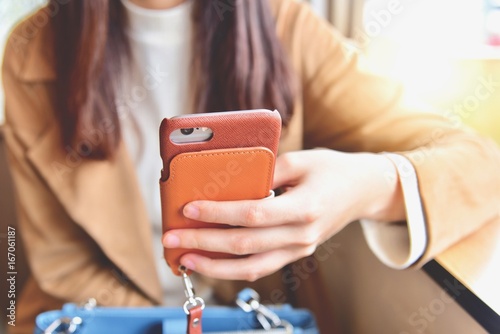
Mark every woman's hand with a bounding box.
[162,149,405,281]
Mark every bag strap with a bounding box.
[187,304,203,334]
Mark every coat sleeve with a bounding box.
[1,26,154,307]
[290,2,500,265]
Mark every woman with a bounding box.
[3,0,500,333]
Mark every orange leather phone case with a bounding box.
[159,110,281,275]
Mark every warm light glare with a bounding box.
[363,0,485,93]
[363,0,500,144]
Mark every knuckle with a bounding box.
[184,233,200,249]
[244,269,263,282]
[194,258,211,274]
[298,228,320,248]
[243,204,264,226]
[204,203,219,223]
[302,204,321,224]
[279,152,298,171]
[301,244,318,258]
[229,234,253,255]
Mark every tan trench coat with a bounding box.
[3,0,500,333]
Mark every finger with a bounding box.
[183,192,309,227]
[163,224,310,255]
[272,153,306,189]
[179,247,304,281]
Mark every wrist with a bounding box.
[356,153,405,222]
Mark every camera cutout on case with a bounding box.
[169,127,214,144]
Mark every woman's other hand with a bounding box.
[162,149,405,281]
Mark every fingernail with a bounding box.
[183,204,200,219]
[182,259,196,271]
[163,233,180,248]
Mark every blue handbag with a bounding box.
[34,288,319,334]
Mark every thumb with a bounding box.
[272,153,305,189]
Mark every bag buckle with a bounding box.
[43,316,82,334]
[179,265,206,314]
[236,288,293,332]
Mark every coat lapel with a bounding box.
[27,125,162,303]
[18,19,162,304]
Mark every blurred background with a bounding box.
[1,0,499,144]
[311,0,500,145]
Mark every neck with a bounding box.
[129,0,186,9]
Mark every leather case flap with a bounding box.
[160,147,275,275]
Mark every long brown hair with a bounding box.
[51,0,296,159]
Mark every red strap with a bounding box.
[187,304,203,334]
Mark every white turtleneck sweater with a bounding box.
[119,0,214,306]
[119,0,427,306]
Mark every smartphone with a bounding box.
[159,109,282,180]
[159,109,282,275]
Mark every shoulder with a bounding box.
[268,0,345,56]
[2,7,56,147]
[269,0,318,31]
[268,0,313,18]
[267,0,350,82]
[268,0,336,36]
[2,7,55,81]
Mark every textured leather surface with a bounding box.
[160,147,275,275]
[159,109,281,180]
[187,304,203,334]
